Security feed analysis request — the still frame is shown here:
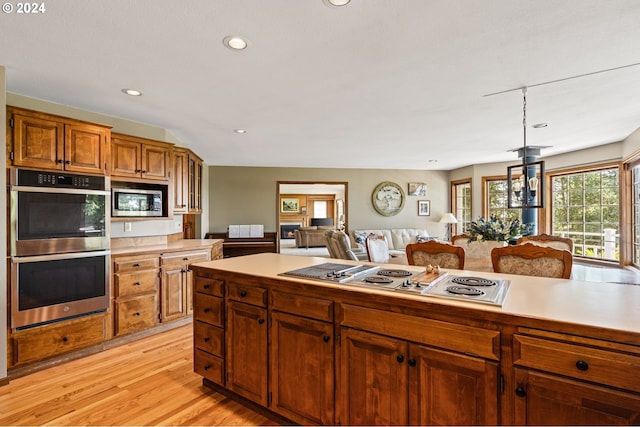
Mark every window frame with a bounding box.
[451,178,472,235]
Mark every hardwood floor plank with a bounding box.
[0,324,280,426]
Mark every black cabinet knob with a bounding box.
[203,284,210,289]
[408,359,417,367]
[240,291,247,297]
[576,360,589,371]
[204,337,210,342]
[396,355,405,363]
[323,335,331,343]
[65,160,71,164]
[203,308,211,313]
[134,312,140,316]
[515,386,526,397]
[204,364,210,371]
[134,282,141,286]
[258,318,265,324]
[133,263,141,267]
[62,337,68,342]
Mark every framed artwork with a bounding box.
[408,182,427,196]
[281,198,300,213]
[418,200,430,216]
[372,181,405,216]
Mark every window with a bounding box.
[484,177,522,222]
[452,180,471,234]
[632,165,640,266]
[550,166,619,260]
[313,200,328,218]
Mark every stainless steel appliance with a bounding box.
[112,187,163,217]
[10,169,110,256]
[281,262,510,306]
[10,169,111,329]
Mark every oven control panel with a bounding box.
[16,169,105,190]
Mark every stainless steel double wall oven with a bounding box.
[10,169,111,330]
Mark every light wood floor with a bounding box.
[0,324,281,426]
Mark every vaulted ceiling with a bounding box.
[3,0,640,170]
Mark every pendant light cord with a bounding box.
[522,87,527,157]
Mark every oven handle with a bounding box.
[12,250,111,263]
[11,185,110,196]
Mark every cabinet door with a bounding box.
[337,328,409,426]
[111,137,141,178]
[226,300,268,406]
[173,148,188,213]
[514,368,640,425]
[160,266,187,322]
[408,344,499,426]
[64,123,109,174]
[270,311,334,425]
[12,113,64,170]
[142,143,171,180]
[188,153,203,213]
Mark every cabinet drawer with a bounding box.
[194,294,224,326]
[113,257,159,273]
[114,270,158,297]
[114,295,157,336]
[161,250,210,266]
[513,334,640,393]
[228,282,267,307]
[194,349,224,385]
[13,314,105,365]
[195,277,224,297]
[340,304,500,361]
[271,291,333,322]
[195,321,224,357]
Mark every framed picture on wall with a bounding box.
[418,200,430,216]
[281,198,300,213]
[408,182,427,196]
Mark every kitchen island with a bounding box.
[191,253,640,426]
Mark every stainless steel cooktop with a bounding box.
[280,262,511,306]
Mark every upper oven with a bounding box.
[10,169,110,256]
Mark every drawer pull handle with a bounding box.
[515,386,526,397]
[408,359,417,367]
[204,337,210,342]
[134,312,141,316]
[133,263,141,267]
[134,282,141,286]
[323,335,331,343]
[203,284,210,289]
[576,360,589,371]
[62,337,68,342]
[240,291,247,297]
[204,364,210,371]
[203,308,211,313]
[183,257,189,261]
[396,355,404,363]
[258,318,265,324]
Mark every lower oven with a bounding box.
[10,250,110,330]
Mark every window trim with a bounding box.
[451,178,472,236]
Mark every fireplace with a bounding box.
[280,223,302,239]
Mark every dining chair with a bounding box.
[330,230,360,261]
[516,233,574,253]
[365,234,391,263]
[491,242,573,279]
[405,240,465,269]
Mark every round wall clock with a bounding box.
[372,181,405,216]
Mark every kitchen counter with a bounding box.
[111,238,223,256]
[192,252,640,341]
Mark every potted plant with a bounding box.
[467,215,530,242]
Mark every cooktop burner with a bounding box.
[363,276,395,284]
[377,269,413,277]
[445,285,485,296]
[451,277,496,287]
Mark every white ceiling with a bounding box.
[3,0,640,170]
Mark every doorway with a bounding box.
[277,181,348,253]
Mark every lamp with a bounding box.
[507,87,545,209]
[439,213,458,241]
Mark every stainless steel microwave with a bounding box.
[112,188,163,217]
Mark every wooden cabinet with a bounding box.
[112,254,159,336]
[193,275,226,385]
[270,292,335,425]
[188,151,203,213]
[9,313,106,367]
[512,330,640,425]
[8,107,110,174]
[160,250,210,321]
[172,147,189,213]
[226,281,268,406]
[111,133,172,181]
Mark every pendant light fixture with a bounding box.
[507,87,545,209]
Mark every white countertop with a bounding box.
[191,253,640,336]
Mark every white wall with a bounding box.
[1,66,8,381]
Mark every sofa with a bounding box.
[294,226,334,248]
[350,228,432,257]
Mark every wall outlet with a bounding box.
[175,221,182,231]
[124,222,132,232]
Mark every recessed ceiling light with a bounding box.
[532,123,549,128]
[234,129,247,134]
[223,36,248,50]
[122,88,143,96]
[323,0,351,6]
